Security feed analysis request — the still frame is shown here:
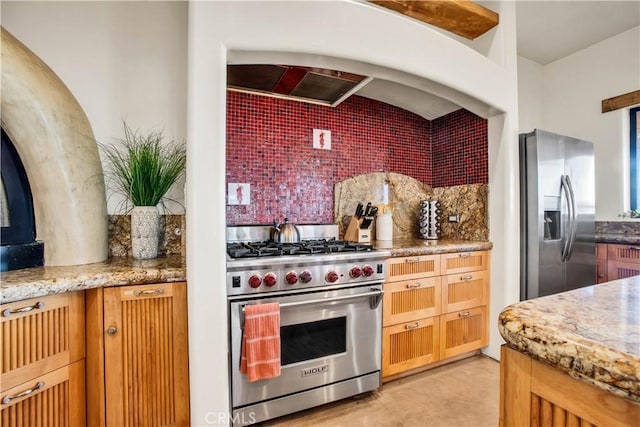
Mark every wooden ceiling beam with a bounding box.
[369,0,499,40]
[602,90,640,113]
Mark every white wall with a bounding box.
[1,1,188,214]
[517,26,640,220]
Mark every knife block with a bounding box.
[344,216,372,243]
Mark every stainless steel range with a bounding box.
[226,224,390,426]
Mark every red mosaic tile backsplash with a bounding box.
[431,109,488,187]
[226,91,487,225]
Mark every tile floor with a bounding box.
[262,355,500,427]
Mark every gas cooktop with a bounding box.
[227,239,375,259]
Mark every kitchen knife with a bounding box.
[364,202,372,217]
[355,202,364,219]
[370,206,378,216]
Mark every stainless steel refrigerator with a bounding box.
[520,129,595,300]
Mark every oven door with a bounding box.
[229,284,383,408]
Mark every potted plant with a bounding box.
[101,122,186,259]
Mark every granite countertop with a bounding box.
[374,238,492,257]
[499,276,640,403]
[0,255,186,304]
[596,233,640,245]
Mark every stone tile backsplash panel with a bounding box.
[335,172,488,241]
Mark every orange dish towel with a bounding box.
[240,302,281,382]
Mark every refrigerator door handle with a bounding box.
[560,175,573,262]
[565,174,578,261]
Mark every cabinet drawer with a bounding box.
[382,317,439,378]
[383,277,441,326]
[1,293,85,391]
[386,255,440,281]
[0,359,85,427]
[607,244,640,263]
[440,306,487,360]
[606,260,640,280]
[442,270,489,313]
[440,251,488,275]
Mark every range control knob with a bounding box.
[263,273,277,287]
[300,270,313,284]
[349,266,363,278]
[325,271,339,283]
[248,274,262,288]
[285,271,298,285]
[362,264,374,277]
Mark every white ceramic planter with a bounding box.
[131,206,160,259]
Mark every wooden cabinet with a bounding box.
[0,292,86,426]
[382,251,489,380]
[87,282,190,427]
[595,243,608,283]
[596,243,640,282]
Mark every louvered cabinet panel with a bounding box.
[1,292,85,391]
[382,317,439,378]
[386,255,440,281]
[383,277,441,326]
[0,360,85,427]
[606,260,640,280]
[439,306,487,360]
[440,251,488,275]
[441,270,488,313]
[607,243,640,263]
[103,282,189,427]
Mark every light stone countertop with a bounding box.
[0,255,185,304]
[499,276,640,403]
[374,238,492,256]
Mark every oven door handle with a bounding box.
[240,288,384,327]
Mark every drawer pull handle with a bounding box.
[133,288,163,297]
[2,381,44,404]
[107,326,118,336]
[2,301,44,317]
[405,257,421,263]
[458,311,471,317]
[458,253,471,258]
[627,246,640,251]
[405,322,420,330]
[406,283,422,289]
[460,275,473,281]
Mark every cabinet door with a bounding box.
[595,244,608,283]
[607,260,640,280]
[440,306,487,360]
[382,317,439,378]
[1,292,85,391]
[383,277,441,326]
[607,244,640,263]
[103,283,189,427]
[386,255,440,281]
[440,251,488,275]
[0,360,85,426]
[442,270,489,313]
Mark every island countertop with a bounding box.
[0,255,186,304]
[498,276,640,403]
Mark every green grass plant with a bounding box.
[101,122,186,209]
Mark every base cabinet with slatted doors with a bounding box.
[86,282,190,427]
[500,345,640,427]
[382,251,490,380]
[0,292,86,426]
[607,244,640,280]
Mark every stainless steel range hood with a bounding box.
[227,64,373,107]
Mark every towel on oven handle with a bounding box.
[240,302,281,382]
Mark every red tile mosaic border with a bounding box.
[226,91,487,225]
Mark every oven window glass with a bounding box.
[281,317,346,365]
